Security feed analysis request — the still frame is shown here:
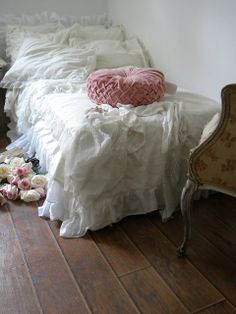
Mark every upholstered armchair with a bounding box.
[178,84,236,256]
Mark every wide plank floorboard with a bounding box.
[91,225,150,277]
[196,194,236,232]
[149,208,236,308]
[49,221,139,314]
[0,203,25,270]
[121,216,224,313]
[9,201,90,314]
[0,204,42,314]
[0,264,42,314]
[197,301,236,314]
[192,201,236,264]
[121,266,189,314]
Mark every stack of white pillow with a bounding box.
[0,12,151,90]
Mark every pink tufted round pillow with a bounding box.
[87,67,166,107]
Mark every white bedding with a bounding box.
[5,81,220,237]
[0,15,220,237]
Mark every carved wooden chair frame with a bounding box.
[178,84,236,256]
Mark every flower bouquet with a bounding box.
[0,156,47,206]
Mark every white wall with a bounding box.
[1,0,108,17]
[108,0,236,101]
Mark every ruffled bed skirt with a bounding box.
[8,120,183,237]
[39,180,164,237]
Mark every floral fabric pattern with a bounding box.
[190,88,236,191]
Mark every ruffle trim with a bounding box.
[39,179,161,238]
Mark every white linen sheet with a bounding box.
[5,81,220,237]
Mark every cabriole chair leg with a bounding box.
[178,179,198,256]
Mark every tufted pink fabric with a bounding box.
[87,67,166,107]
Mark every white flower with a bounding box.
[31,175,47,188]
[27,172,36,180]
[9,157,25,168]
[0,164,11,179]
[20,189,41,202]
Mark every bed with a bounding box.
[0,12,220,237]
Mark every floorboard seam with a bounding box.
[213,212,236,233]
[206,196,236,233]
[196,204,236,233]
[119,221,193,313]
[192,223,236,267]
[118,265,151,278]
[147,216,231,307]
[89,232,141,314]
[47,222,92,314]
[116,225,151,266]
[191,299,226,313]
[133,216,228,312]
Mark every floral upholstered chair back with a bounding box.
[178,84,236,256]
[189,84,236,195]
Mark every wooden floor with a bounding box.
[1,137,236,314]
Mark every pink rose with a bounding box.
[14,162,33,178]
[18,178,31,190]
[6,185,18,200]
[0,192,6,206]
[16,167,27,177]
[34,187,46,198]
[7,175,20,186]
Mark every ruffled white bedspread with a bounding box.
[5,81,220,237]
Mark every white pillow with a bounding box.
[69,37,150,69]
[96,52,146,69]
[1,37,96,89]
[6,23,65,63]
[123,38,151,66]
[0,12,111,60]
[6,25,116,60]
